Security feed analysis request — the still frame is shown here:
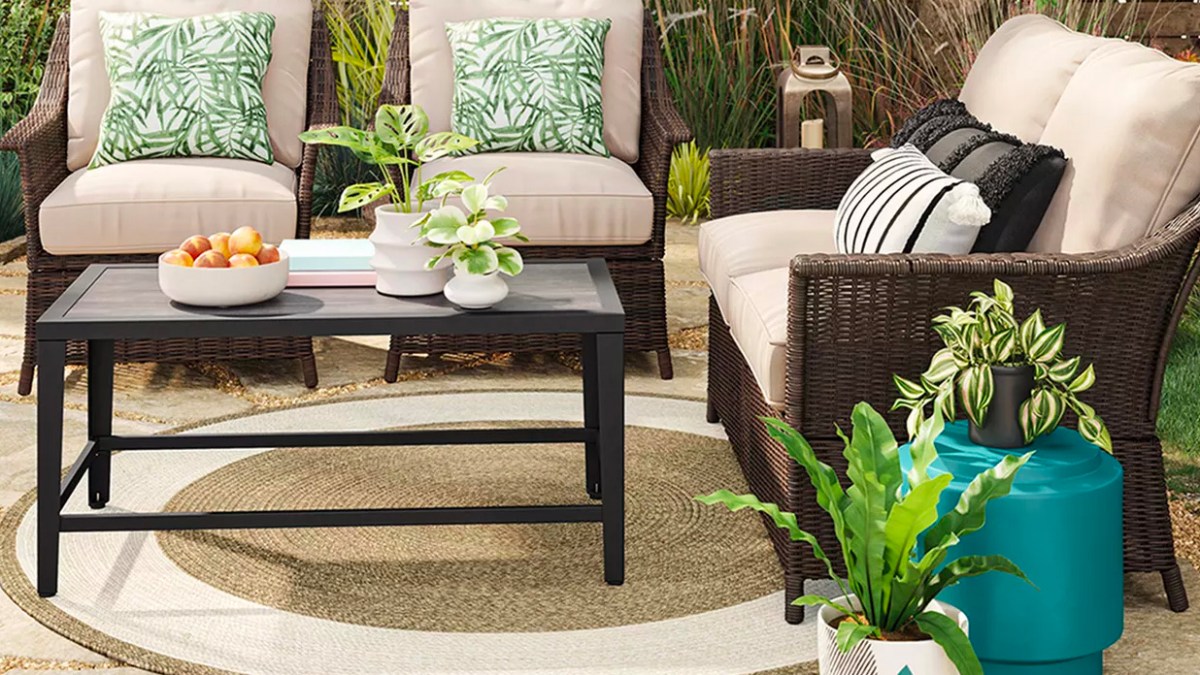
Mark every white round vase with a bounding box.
[817,595,969,675]
[369,205,449,297]
[443,269,509,310]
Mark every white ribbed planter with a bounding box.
[817,596,969,675]
[443,269,509,309]
[368,205,449,297]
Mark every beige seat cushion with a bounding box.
[408,0,643,164]
[726,267,789,409]
[67,0,313,171]
[1031,41,1200,253]
[698,210,836,316]
[959,14,1109,143]
[421,153,652,246]
[39,158,298,255]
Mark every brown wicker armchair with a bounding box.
[706,146,1200,623]
[0,12,339,396]
[377,8,691,381]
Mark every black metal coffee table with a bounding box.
[34,259,625,597]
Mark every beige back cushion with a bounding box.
[408,0,643,164]
[959,14,1109,143]
[67,0,313,171]
[1030,42,1200,253]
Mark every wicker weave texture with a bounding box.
[380,10,691,378]
[706,147,1200,619]
[0,14,340,395]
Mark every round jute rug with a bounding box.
[1,391,826,674]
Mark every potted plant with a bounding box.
[893,280,1112,452]
[417,169,527,309]
[698,405,1032,675]
[298,104,478,296]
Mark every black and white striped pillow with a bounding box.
[835,145,991,254]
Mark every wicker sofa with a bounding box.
[0,1,338,396]
[378,0,691,381]
[703,15,1200,622]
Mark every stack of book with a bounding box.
[280,239,375,287]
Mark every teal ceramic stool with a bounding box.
[901,421,1123,675]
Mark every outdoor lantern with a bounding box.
[776,46,853,149]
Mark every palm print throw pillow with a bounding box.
[445,17,612,156]
[89,11,276,169]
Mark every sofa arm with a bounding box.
[783,202,1200,440]
[710,148,872,219]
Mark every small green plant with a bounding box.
[417,169,527,277]
[299,104,478,214]
[699,405,1031,675]
[893,280,1112,452]
[667,141,710,224]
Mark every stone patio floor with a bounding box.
[1,221,1198,673]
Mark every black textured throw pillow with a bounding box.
[891,99,1067,252]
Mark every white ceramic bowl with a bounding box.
[158,250,290,307]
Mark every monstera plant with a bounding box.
[298,104,478,214]
[698,405,1032,675]
[893,280,1111,452]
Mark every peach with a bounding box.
[179,235,211,260]
[209,232,232,258]
[162,249,194,267]
[229,253,260,268]
[194,251,230,268]
[255,243,281,265]
[229,226,263,256]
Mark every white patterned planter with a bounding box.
[817,595,969,675]
[443,269,509,309]
[369,205,449,297]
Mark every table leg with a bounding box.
[596,332,624,586]
[88,340,114,509]
[37,340,65,597]
[583,334,601,500]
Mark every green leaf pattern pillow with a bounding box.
[90,11,276,169]
[446,18,611,157]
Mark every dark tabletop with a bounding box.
[37,259,625,341]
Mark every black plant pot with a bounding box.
[969,365,1036,449]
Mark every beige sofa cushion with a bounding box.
[698,210,836,316]
[408,0,643,164]
[421,153,652,246]
[726,267,789,409]
[959,15,1108,143]
[67,0,313,171]
[39,158,298,255]
[1031,41,1200,253]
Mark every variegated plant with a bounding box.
[699,405,1032,675]
[416,168,528,277]
[893,280,1111,452]
[299,104,479,214]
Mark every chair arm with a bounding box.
[783,203,1200,439]
[379,10,411,107]
[632,10,692,258]
[710,148,873,219]
[0,15,71,263]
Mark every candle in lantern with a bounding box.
[801,119,825,149]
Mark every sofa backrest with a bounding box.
[959,15,1110,144]
[67,0,313,172]
[960,15,1200,253]
[407,0,644,164]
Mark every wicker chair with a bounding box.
[0,11,338,396]
[378,4,691,381]
[704,16,1200,623]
